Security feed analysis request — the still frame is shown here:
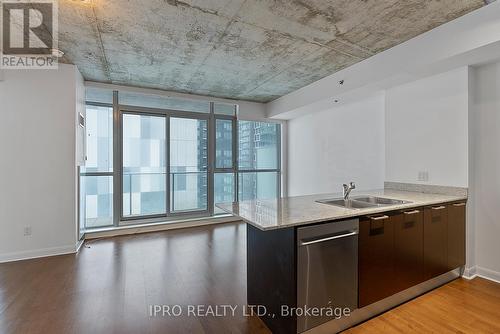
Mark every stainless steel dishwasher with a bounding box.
[297,219,359,333]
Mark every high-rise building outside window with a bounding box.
[80,88,281,230]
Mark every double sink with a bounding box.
[316,196,411,209]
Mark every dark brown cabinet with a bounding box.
[359,213,396,308]
[423,205,449,280]
[359,201,465,308]
[394,209,424,292]
[448,202,466,270]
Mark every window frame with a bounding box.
[82,89,282,230]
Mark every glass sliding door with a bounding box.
[122,113,167,218]
[170,117,208,213]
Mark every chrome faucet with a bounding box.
[342,182,356,200]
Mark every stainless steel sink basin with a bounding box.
[316,196,411,209]
[352,196,410,206]
[316,199,377,209]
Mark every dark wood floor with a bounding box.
[0,222,269,334]
[0,222,499,334]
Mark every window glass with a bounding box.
[238,172,278,201]
[215,119,233,169]
[83,105,113,173]
[119,91,210,113]
[214,173,234,213]
[122,114,166,217]
[214,103,236,116]
[86,87,113,104]
[170,117,208,212]
[238,121,279,170]
[80,175,113,228]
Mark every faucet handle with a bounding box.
[350,182,356,189]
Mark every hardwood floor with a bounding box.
[0,222,269,334]
[0,222,498,334]
[346,277,500,334]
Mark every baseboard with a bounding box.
[476,266,500,284]
[0,244,78,263]
[462,266,477,279]
[75,238,85,252]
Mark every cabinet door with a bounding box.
[448,202,466,270]
[359,214,395,308]
[394,209,424,292]
[424,206,448,280]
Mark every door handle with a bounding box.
[403,210,420,215]
[300,231,358,246]
[453,203,466,207]
[431,206,446,210]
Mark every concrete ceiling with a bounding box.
[59,0,488,103]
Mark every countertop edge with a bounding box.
[218,195,467,231]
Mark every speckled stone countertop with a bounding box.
[216,189,467,231]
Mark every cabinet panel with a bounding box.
[424,206,449,280]
[448,202,466,270]
[359,214,396,307]
[394,209,424,292]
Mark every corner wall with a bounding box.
[468,61,500,282]
[0,64,82,262]
[287,93,386,196]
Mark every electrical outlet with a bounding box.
[417,171,429,182]
[23,226,32,236]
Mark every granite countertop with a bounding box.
[216,189,467,231]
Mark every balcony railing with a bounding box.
[122,171,208,216]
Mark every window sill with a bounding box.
[84,214,240,240]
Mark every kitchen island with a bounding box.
[217,187,467,334]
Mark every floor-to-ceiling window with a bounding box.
[237,121,280,200]
[80,96,114,229]
[80,88,281,230]
[213,103,238,214]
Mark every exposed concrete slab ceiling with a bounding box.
[59,0,489,103]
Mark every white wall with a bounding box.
[0,64,83,262]
[287,93,385,197]
[468,61,500,281]
[385,67,469,188]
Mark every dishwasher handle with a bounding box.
[300,230,358,246]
